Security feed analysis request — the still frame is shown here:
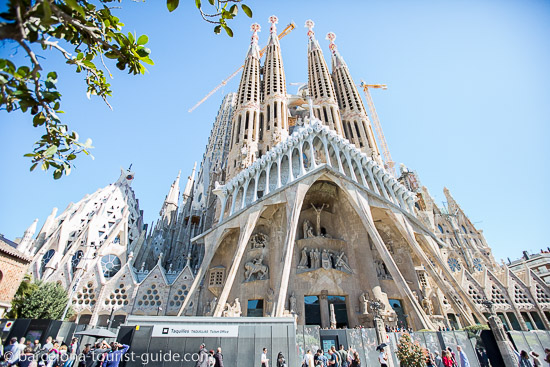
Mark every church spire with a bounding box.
[305,20,344,136]
[159,171,181,225]
[182,162,197,204]
[17,218,38,254]
[262,15,289,151]
[227,23,262,180]
[327,32,381,160]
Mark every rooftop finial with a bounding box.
[326,32,337,53]
[269,15,278,34]
[305,19,315,38]
[250,23,261,44]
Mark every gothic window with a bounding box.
[73,282,96,307]
[41,249,55,273]
[467,285,483,304]
[114,235,120,244]
[472,258,483,272]
[447,257,461,272]
[170,285,189,307]
[71,250,84,274]
[491,285,508,304]
[514,285,530,305]
[108,283,129,306]
[101,255,121,278]
[536,284,550,303]
[438,225,444,233]
[461,225,467,234]
[209,268,225,287]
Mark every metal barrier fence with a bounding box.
[296,326,481,366]
[509,330,550,359]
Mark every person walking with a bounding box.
[195,344,209,367]
[78,344,91,367]
[516,350,533,367]
[260,348,269,367]
[442,350,454,367]
[434,351,443,367]
[350,352,360,367]
[337,345,348,367]
[303,350,314,367]
[447,348,458,367]
[276,352,286,367]
[456,346,470,367]
[316,350,328,367]
[378,346,388,367]
[213,347,224,367]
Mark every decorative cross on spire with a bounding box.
[326,32,337,53]
[269,15,278,34]
[250,23,261,43]
[305,19,315,38]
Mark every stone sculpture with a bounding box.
[298,247,309,268]
[289,292,297,313]
[303,220,314,239]
[222,298,242,317]
[250,232,268,248]
[244,256,269,281]
[311,203,329,236]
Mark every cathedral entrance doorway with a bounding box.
[389,299,408,329]
[305,296,322,325]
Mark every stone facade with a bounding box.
[0,235,32,317]
[508,251,550,285]
[22,17,550,331]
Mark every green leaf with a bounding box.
[167,0,179,12]
[42,0,52,24]
[241,4,252,18]
[53,169,63,179]
[223,25,233,37]
[230,4,238,16]
[137,47,151,57]
[208,0,214,5]
[43,145,58,157]
[67,154,77,161]
[214,25,221,34]
[30,163,38,172]
[104,51,119,59]
[137,34,149,45]
[195,0,201,9]
[65,0,85,18]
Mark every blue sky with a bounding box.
[1,0,549,263]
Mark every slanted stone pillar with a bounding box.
[487,315,518,367]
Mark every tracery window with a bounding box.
[101,255,121,278]
[447,257,461,272]
[71,250,84,273]
[41,249,55,273]
[473,258,483,272]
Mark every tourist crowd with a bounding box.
[0,336,129,367]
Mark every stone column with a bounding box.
[213,209,262,317]
[274,184,307,316]
[320,291,329,328]
[487,315,519,367]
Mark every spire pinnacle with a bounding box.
[250,23,261,44]
[326,32,337,52]
[305,19,315,38]
[269,15,278,34]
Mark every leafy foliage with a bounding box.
[18,281,72,319]
[6,273,38,318]
[0,0,251,179]
[396,333,427,367]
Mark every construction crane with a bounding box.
[188,22,296,113]
[358,81,397,177]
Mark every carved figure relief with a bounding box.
[302,220,314,239]
[289,292,297,314]
[250,232,268,248]
[266,288,274,315]
[360,292,369,314]
[422,297,434,315]
[375,260,392,279]
[222,298,242,317]
[297,247,352,274]
[311,203,329,236]
[244,255,269,281]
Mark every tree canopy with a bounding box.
[10,280,72,319]
[0,0,251,179]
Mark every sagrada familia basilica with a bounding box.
[17,17,550,332]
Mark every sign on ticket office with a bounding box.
[151,324,239,337]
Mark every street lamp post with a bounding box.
[107,307,115,329]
